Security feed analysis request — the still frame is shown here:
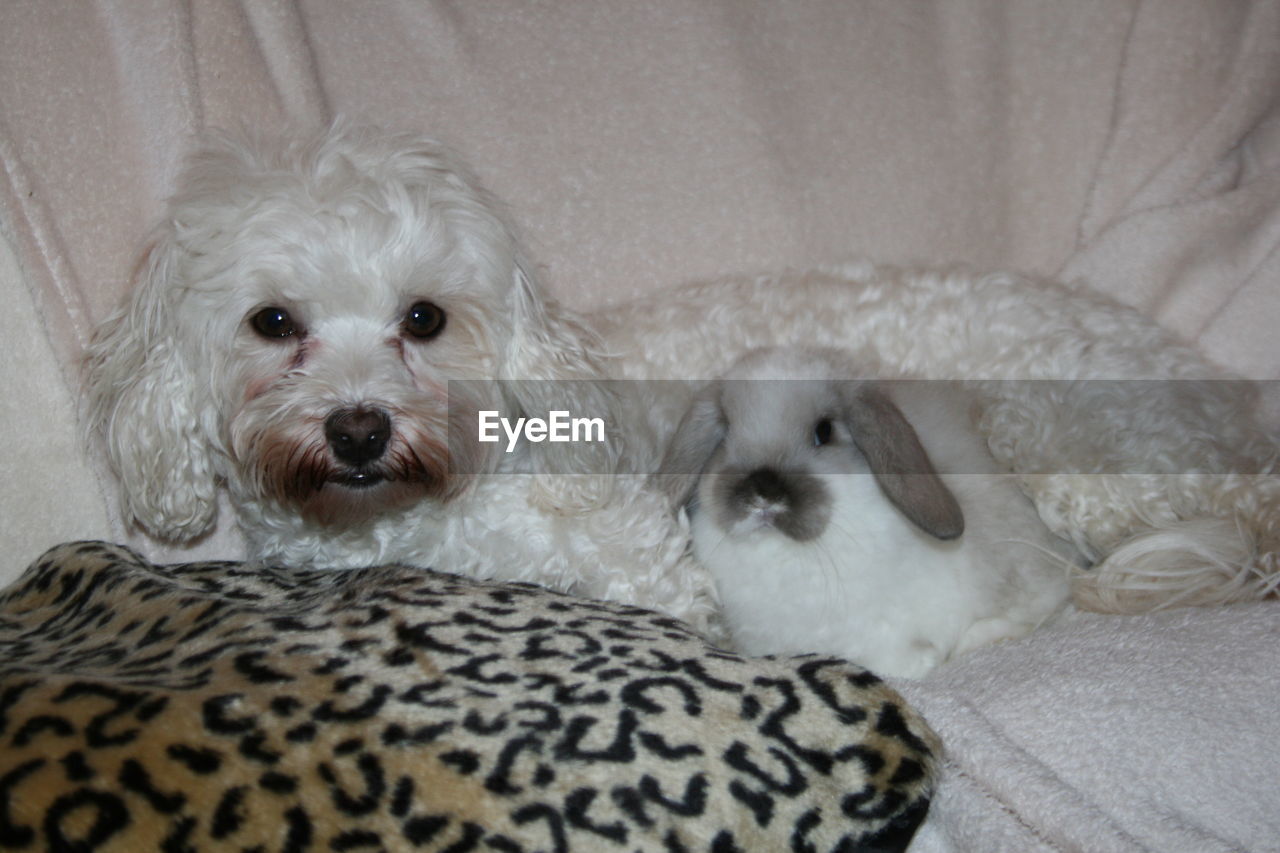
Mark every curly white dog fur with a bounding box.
[85,123,718,635]
[594,266,1280,613]
[657,346,1078,678]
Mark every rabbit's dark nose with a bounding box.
[745,468,789,504]
[729,466,830,542]
[325,407,392,465]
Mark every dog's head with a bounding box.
[86,122,613,541]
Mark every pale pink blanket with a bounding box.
[1,3,1278,850]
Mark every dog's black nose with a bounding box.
[325,408,392,466]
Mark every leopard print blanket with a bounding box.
[0,541,939,852]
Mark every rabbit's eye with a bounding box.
[813,418,834,447]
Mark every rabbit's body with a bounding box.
[662,347,1078,678]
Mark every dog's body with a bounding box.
[595,265,1280,611]
[87,123,1278,642]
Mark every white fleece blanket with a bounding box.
[1,3,1278,850]
[896,602,1280,852]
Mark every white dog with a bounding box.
[85,123,719,635]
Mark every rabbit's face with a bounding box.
[658,347,964,544]
[696,378,858,541]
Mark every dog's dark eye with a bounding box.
[250,307,299,339]
[813,418,834,447]
[403,301,446,340]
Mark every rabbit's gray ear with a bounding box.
[653,383,727,510]
[842,382,964,540]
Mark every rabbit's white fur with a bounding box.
[658,347,1079,677]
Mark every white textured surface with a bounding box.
[901,600,1280,852]
[0,230,110,585]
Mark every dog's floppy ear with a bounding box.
[499,259,625,513]
[84,233,219,542]
[653,382,727,511]
[841,382,964,540]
